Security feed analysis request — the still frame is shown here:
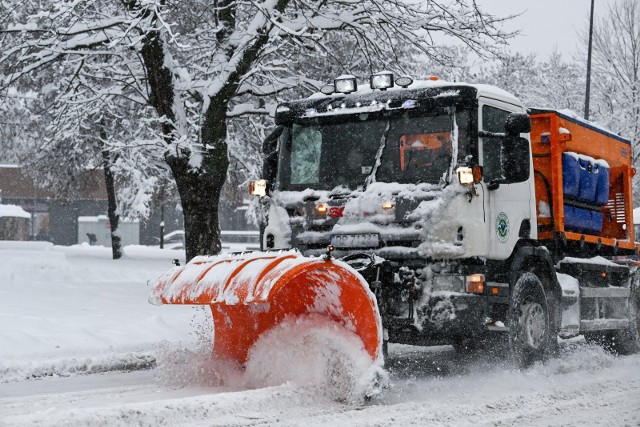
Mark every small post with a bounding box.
[159,184,165,249]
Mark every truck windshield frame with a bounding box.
[276,108,474,191]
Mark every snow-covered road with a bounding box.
[1,243,639,426]
[2,343,639,426]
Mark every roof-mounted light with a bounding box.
[320,84,335,95]
[395,76,414,88]
[370,71,394,90]
[335,75,357,94]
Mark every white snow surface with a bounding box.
[0,204,30,219]
[1,243,640,425]
[560,255,621,268]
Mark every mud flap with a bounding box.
[150,251,382,365]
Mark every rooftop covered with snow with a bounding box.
[0,204,30,219]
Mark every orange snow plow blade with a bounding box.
[150,251,382,365]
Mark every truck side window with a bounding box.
[482,105,512,182]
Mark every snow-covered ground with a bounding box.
[1,242,639,426]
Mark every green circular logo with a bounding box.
[496,212,510,243]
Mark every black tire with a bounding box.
[508,272,553,368]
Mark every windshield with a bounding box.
[277,109,472,191]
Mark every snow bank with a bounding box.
[0,244,198,382]
[1,351,156,383]
[0,240,54,251]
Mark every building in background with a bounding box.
[0,165,108,244]
[0,204,30,240]
[0,164,257,247]
[78,215,140,246]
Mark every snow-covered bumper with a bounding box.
[385,289,509,346]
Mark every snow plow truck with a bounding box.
[151,72,640,368]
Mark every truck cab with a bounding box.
[252,73,640,365]
[263,77,532,261]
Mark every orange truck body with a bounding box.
[530,109,637,253]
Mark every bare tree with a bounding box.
[477,51,584,113]
[587,0,640,163]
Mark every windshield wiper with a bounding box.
[364,120,391,188]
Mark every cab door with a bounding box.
[479,99,536,259]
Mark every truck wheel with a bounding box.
[508,272,552,368]
[610,279,640,355]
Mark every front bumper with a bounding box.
[385,293,506,346]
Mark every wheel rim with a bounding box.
[520,301,546,349]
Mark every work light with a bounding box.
[334,75,357,94]
[320,84,335,95]
[370,71,394,90]
[395,75,414,88]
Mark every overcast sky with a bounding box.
[477,0,616,61]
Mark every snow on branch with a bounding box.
[227,102,276,117]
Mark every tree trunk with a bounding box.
[139,11,228,261]
[135,0,284,261]
[162,153,226,260]
[101,145,122,260]
[159,184,165,249]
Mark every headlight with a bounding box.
[248,179,268,197]
[335,75,357,94]
[456,165,483,186]
[465,274,485,294]
[456,166,474,185]
[370,71,394,90]
[316,203,328,217]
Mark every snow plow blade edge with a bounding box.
[150,251,382,364]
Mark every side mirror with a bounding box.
[504,112,531,136]
[501,136,530,183]
[262,126,283,186]
[249,179,269,197]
